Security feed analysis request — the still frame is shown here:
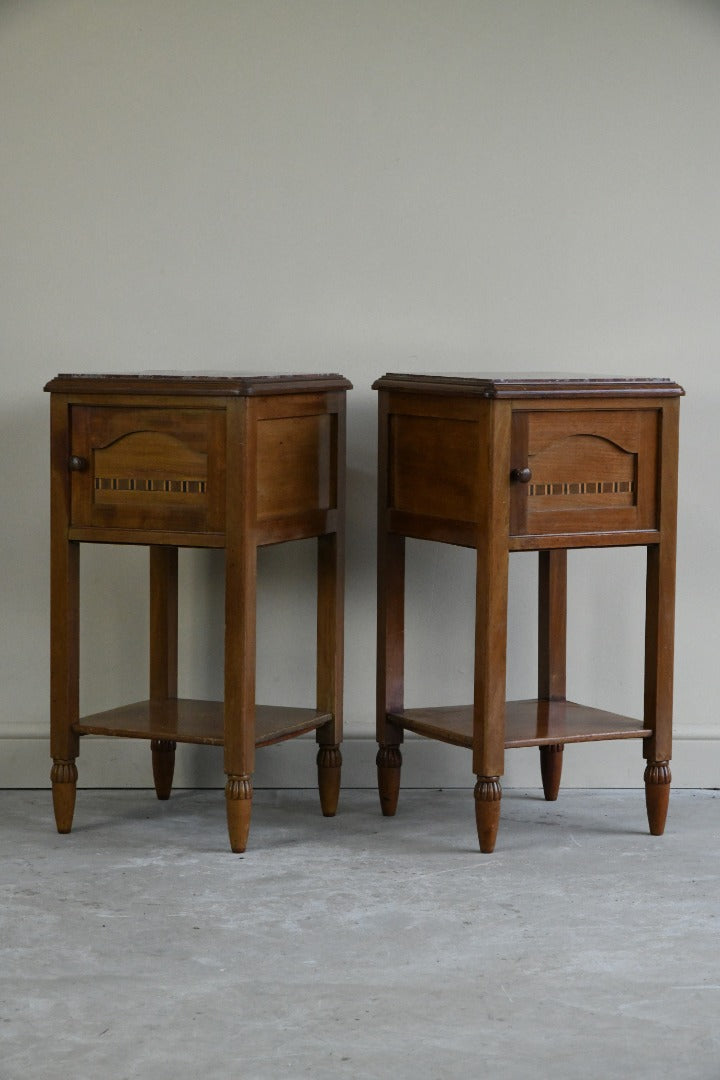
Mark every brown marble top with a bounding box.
[44,372,352,396]
[372,373,684,398]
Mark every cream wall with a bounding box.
[1,0,718,789]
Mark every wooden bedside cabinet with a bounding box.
[374,374,683,852]
[45,372,351,852]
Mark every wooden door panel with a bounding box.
[70,406,226,534]
[511,408,659,538]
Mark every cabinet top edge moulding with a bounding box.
[44,372,353,397]
[372,373,684,399]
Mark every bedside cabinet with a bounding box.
[374,374,683,852]
[46,372,351,852]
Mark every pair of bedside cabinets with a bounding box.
[45,372,683,853]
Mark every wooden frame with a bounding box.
[46,372,351,852]
[374,373,683,852]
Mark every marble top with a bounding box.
[44,372,352,396]
[372,373,684,398]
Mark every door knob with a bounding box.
[510,466,532,484]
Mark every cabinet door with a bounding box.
[510,408,659,540]
[69,406,226,535]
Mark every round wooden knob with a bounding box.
[511,466,532,484]
[68,455,88,472]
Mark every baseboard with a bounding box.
[2,734,718,789]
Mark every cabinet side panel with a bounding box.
[256,414,333,517]
[389,414,478,522]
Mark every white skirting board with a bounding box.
[1,734,718,790]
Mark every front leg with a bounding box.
[316,529,345,820]
[538,550,567,802]
[472,400,510,853]
[376,523,405,819]
[149,547,178,803]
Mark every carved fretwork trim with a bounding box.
[529,479,634,497]
[95,477,206,494]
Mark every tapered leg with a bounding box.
[316,523,345,817]
[643,544,675,833]
[472,400,511,852]
[538,550,567,799]
[51,760,78,834]
[317,746,342,817]
[643,400,679,837]
[149,546,179,799]
[645,760,671,835]
[376,745,402,817]
[376,419,406,816]
[151,739,176,800]
[224,399,257,853]
[474,776,502,853]
[50,395,81,835]
[539,744,564,801]
[225,774,253,853]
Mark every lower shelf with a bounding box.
[389,699,652,750]
[73,699,332,748]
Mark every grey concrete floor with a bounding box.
[1,787,719,1080]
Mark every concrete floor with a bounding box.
[1,788,718,1080]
